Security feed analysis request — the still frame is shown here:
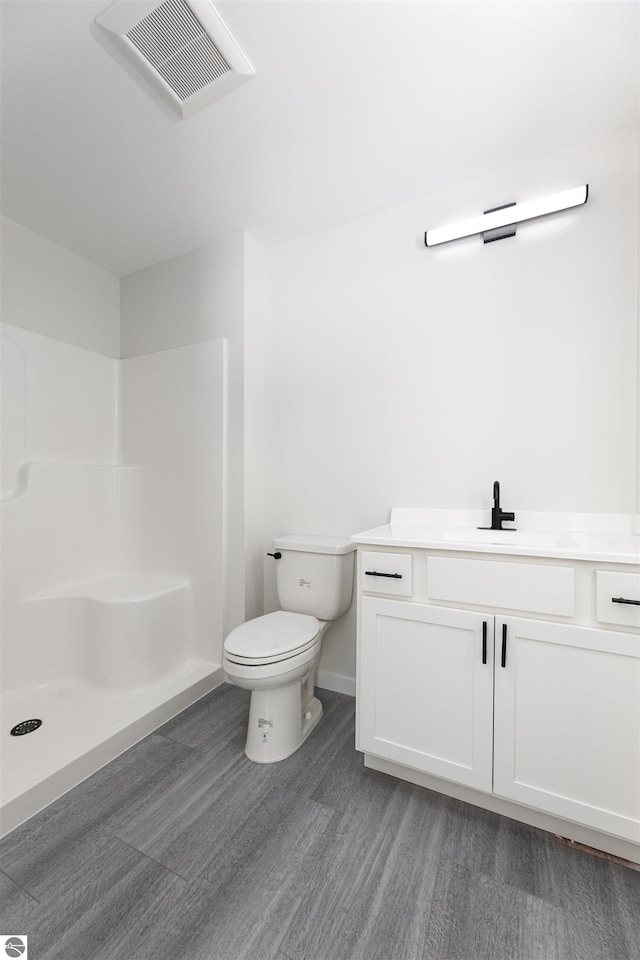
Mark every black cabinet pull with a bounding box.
[482,621,487,664]
[612,597,640,606]
[267,552,282,559]
[501,624,507,668]
[364,571,402,579]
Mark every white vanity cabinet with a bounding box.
[354,523,640,862]
[493,616,639,843]
[359,597,494,791]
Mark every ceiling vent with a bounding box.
[97,0,254,118]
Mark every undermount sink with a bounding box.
[440,528,568,548]
[387,525,585,550]
[352,509,640,564]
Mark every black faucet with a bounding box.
[479,481,516,531]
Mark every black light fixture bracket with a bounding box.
[483,202,516,243]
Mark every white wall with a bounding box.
[120,232,265,635]
[1,324,118,499]
[120,340,227,661]
[0,325,225,689]
[0,226,122,683]
[1,219,264,651]
[0,216,120,358]
[243,235,266,622]
[0,324,120,688]
[1,253,229,681]
[264,125,639,683]
[0,321,119,617]
[637,124,640,527]
[119,233,244,357]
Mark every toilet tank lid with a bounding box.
[273,534,356,555]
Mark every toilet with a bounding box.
[223,534,355,763]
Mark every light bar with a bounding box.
[425,185,589,247]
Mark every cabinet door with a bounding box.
[494,617,640,842]
[358,597,494,791]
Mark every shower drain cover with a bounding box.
[10,719,42,736]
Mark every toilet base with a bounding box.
[245,683,323,763]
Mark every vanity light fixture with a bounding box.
[424,184,589,247]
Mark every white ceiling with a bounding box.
[1,1,638,277]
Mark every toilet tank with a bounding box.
[273,535,356,621]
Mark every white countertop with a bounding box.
[352,509,640,564]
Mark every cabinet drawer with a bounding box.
[427,557,574,616]
[596,571,640,628]
[360,552,413,597]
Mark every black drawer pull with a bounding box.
[365,571,402,579]
[612,597,640,606]
[501,624,507,668]
[482,621,487,664]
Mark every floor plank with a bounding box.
[0,734,201,901]
[156,682,251,754]
[554,842,640,960]
[5,836,187,960]
[0,869,39,930]
[423,857,570,960]
[440,800,568,906]
[280,779,448,960]
[132,796,335,960]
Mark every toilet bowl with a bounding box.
[223,534,355,763]
[224,611,329,762]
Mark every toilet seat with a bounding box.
[223,610,321,666]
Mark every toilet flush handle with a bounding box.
[267,552,282,560]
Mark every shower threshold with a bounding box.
[0,659,223,838]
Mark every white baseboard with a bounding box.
[315,670,355,698]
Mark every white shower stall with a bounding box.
[0,320,227,836]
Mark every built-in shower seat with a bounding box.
[21,573,192,690]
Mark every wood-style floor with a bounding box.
[1,684,638,960]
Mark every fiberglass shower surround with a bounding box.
[0,324,226,837]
